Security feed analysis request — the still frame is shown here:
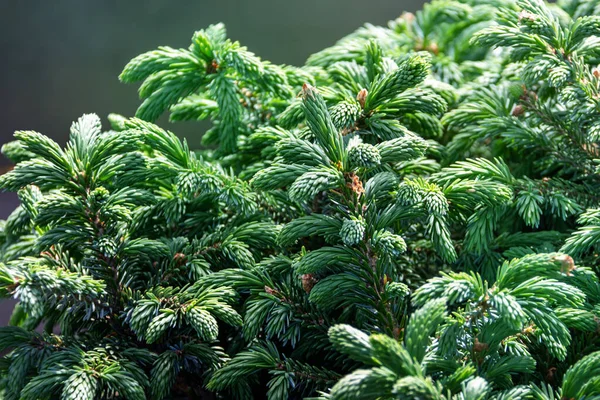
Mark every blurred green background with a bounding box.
[0,0,423,323]
[0,0,424,163]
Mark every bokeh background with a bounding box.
[0,0,423,324]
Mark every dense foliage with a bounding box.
[2,0,600,398]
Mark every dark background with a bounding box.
[0,0,423,324]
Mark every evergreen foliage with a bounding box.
[2,0,600,398]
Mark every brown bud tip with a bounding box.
[346,172,365,195]
[264,286,277,295]
[511,104,525,117]
[301,273,317,294]
[428,42,439,55]
[302,83,316,99]
[555,254,575,275]
[593,68,600,78]
[356,88,368,109]
[173,253,187,265]
[473,337,489,352]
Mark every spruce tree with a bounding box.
[2,0,600,399]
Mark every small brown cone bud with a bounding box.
[302,83,317,100]
[428,42,439,55]
[173,252,187,265]
[265,286,277,295]
[357,89,368,109]
[207,60,219,74]
[301,274,317,294]
[346,172,365,196]
[473,337,489,353]
[511,104,525,117]
[555,254,575,275]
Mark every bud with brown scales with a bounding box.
[356,89,368,109]
[173,253,187,266]
[301,274,318,294]
[264,286,278,296]
[473,337,489,353]
[554,254,575,275]
[511,104,525,117]
[346,172,365,196]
